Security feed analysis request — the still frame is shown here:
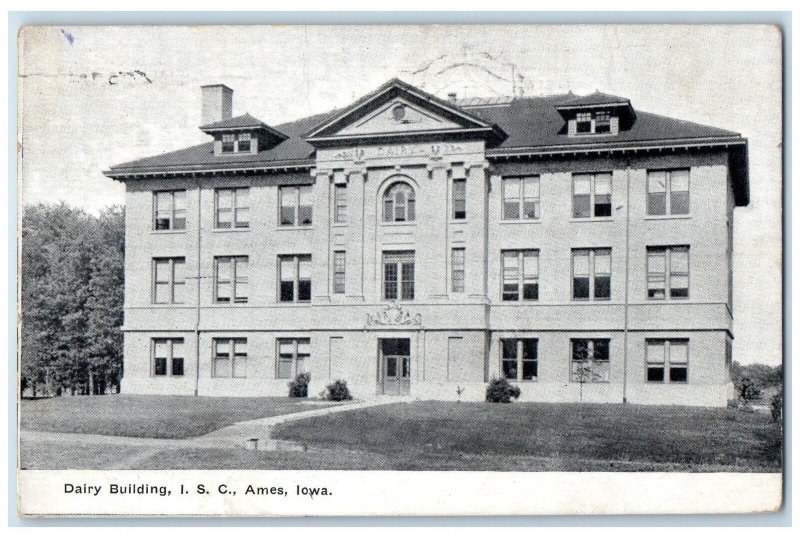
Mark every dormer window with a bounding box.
[221,134,235,153]
[237,133,251,152]
[576,112,592,134]
[556,92,636,138]
[221,133,252,154]
[594,111,612,133]
[200,112,289,157]
[574,111,613,135]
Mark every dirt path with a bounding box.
[20,397,410,452]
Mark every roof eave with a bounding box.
[104,159,315,180]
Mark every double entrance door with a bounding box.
[379,338,411,395]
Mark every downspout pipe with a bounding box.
[622,160,631,404]
[194,178,202,396]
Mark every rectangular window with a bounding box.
[212,338,248,378]
[215,187,249,229]
[576,112,592,133]
[647,169,690,216]
[647,246,689,299]
[572,248,611,300]
[280,185,313,226]
[277,338,310,379]
[214,256,248,304]
[333,251,346,294]
[452,178,467,220]
[502,250,539,301]
[594,111,612,134]
[279,254,312,302]
[237,132,251,152]
[152,338,185,376]
[646,339,689,383]
[502,177,540,220]
[383,251,415,301]
[154,190,187,231]
[153,257,186,304]
[451,248,465,293]
[573,172,612,218]
[221,133,235,153]
[334,184,347,223]
[500,338,538,381]
[570,338,611,383]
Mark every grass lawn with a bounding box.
[271,401,783,472]
[20,394,337,439]
[18,398,783,471]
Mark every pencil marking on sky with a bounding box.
[20,71,152,85]
[60,29,75,46]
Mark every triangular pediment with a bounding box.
[304,78,506,146]
[336,97,462,136]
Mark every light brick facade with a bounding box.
[108,79,748,406]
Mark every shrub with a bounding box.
[736,377,763,401]
[485,377,521,403]
[288,372,311,398]
[324,380,353,401]
[771,390,783,423]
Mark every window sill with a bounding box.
[646,381,689,384]
[643,214,692,221]
[276,225,314,231]
[569,132,618,138]
[150,229,187,235]
[571,298,612,302]
[505,379,539,383]
[570,217,614,223]
[498,219,542,225]
[645,298,691,302]
[568,381,611,384]
[277,301,312,306]
[212,227,250,233]
[380,221,416,228]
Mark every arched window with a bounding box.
[383,182,416,223]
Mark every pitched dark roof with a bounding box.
[199,113,270,131]
[106,85,747,203]
[555,91,631,108]
[467,95,740,151]
[108,110,335,174]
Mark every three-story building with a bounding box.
[105,78,749,406]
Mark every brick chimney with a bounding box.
[200,84,233,125]
[447,92,457,104]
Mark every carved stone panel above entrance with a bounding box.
[366,302,422,327]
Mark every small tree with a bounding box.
[288,372,310,398]
[486,378,521,403]
[571,341,606,403]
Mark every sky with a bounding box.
[18,25,782,365]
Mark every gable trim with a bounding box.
[303,78,502,142]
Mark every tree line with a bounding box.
[21,203,124,396]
